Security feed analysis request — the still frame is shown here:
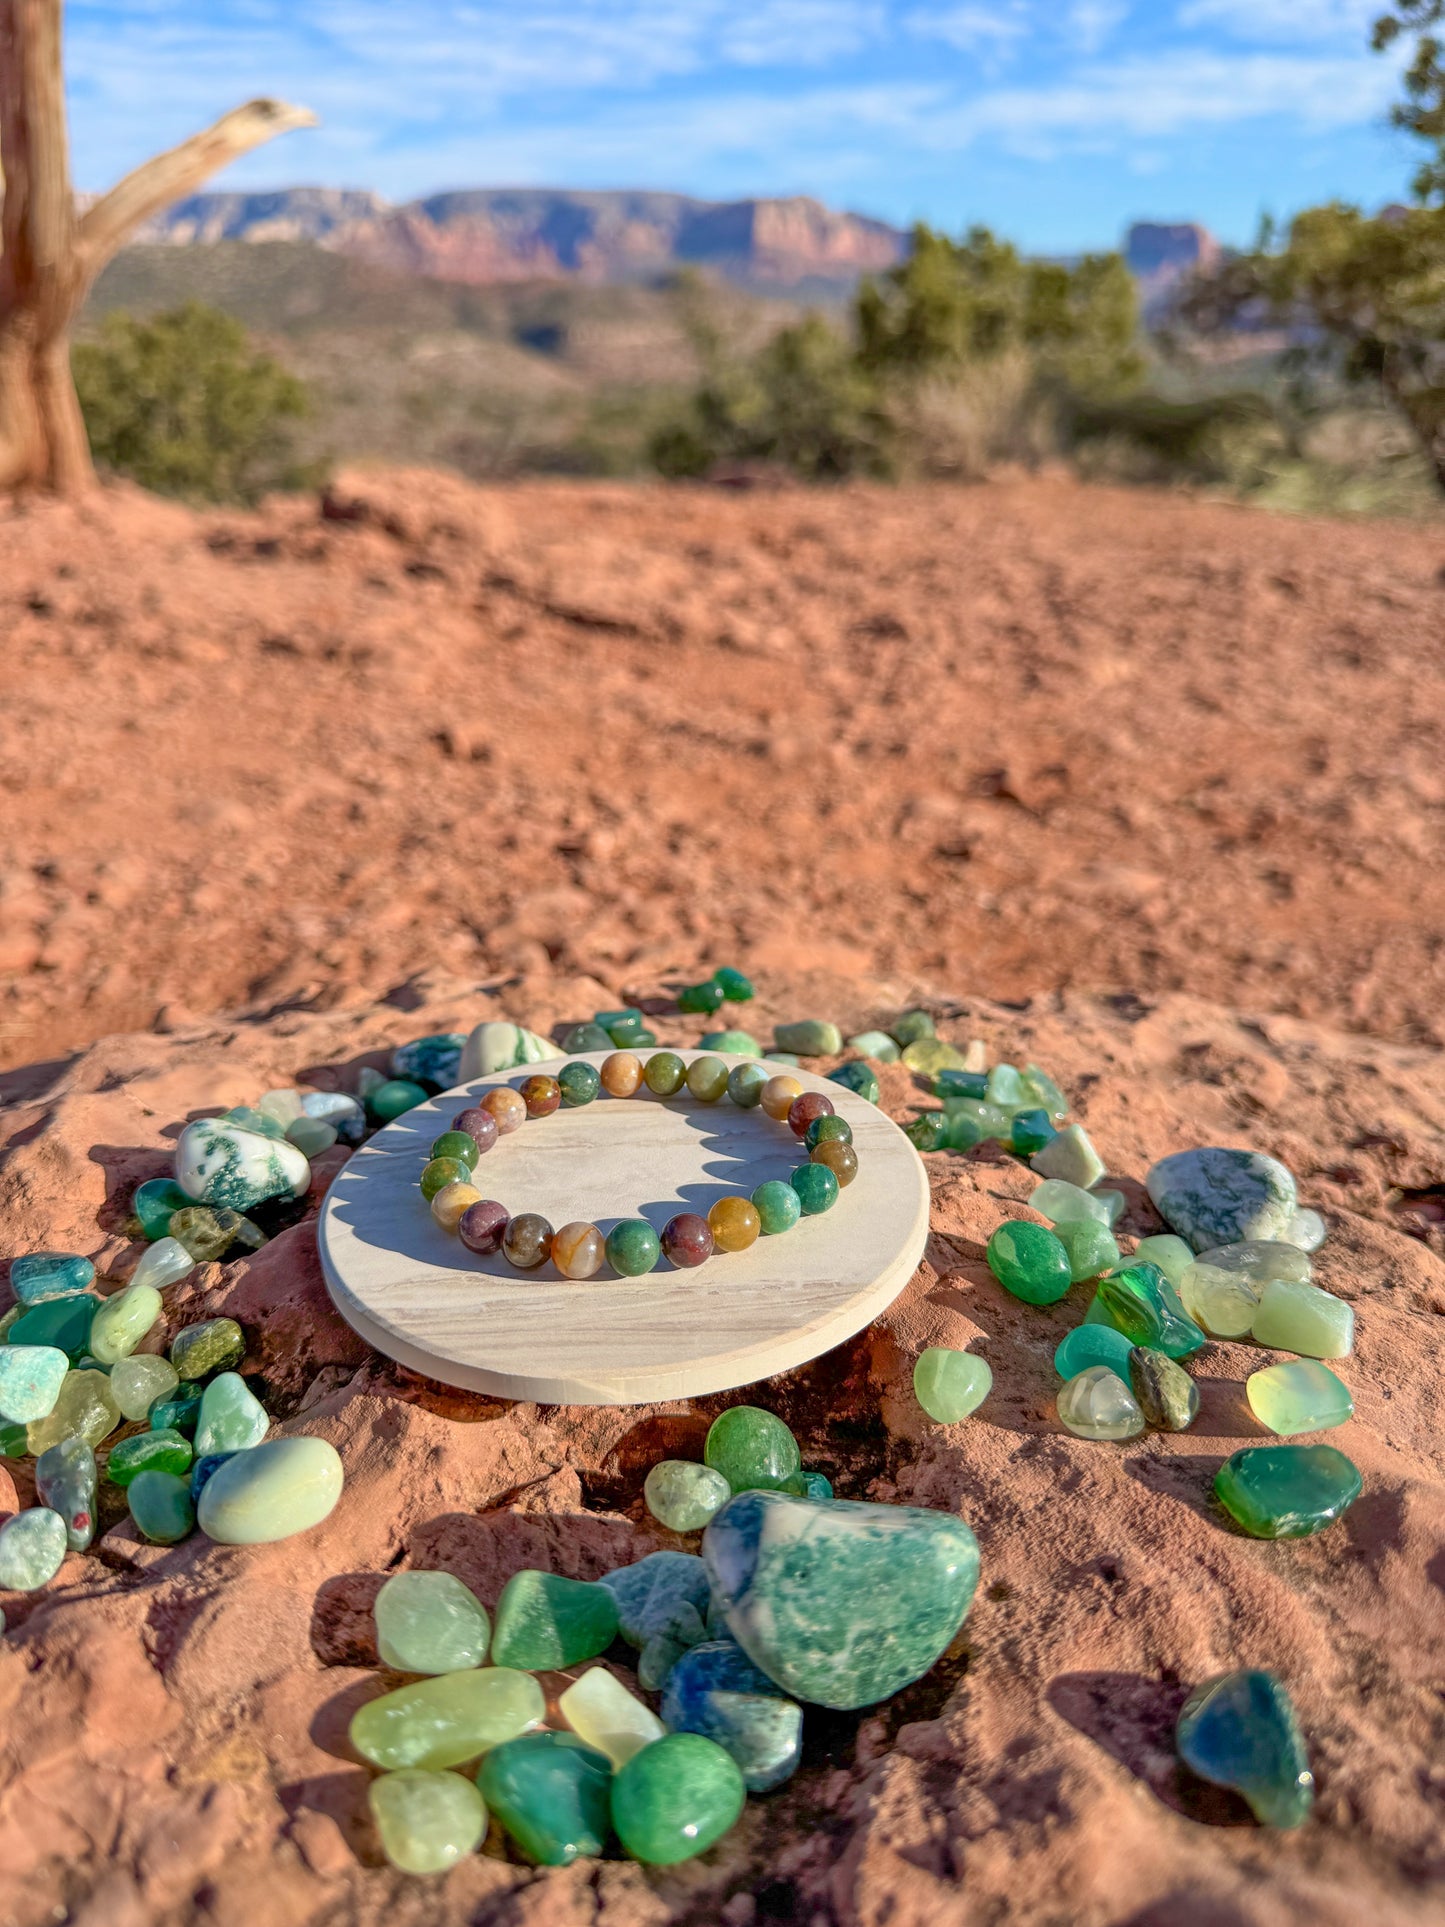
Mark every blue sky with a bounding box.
[67,1,1416,251]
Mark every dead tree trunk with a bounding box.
[0,0,313,493]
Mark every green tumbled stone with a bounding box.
[175,1116,310,1212]
[1246,1360,1353,1437]
[1052,1218,1121,1283]
[88,1284,162,1365]
[1128,1348,1200,1431]
[10,1251,96,1305]
[679,980,725,1014]
[110,1354,179,1422]
[170,1318,245,1381]
[611,1732,745,1866]
[430,1130,481,1170]
[1057,1366,1146,1441]
[914,1347,991,1422]
[1053,1322,1136,1382]
[196,1436,343,1544]
[149,1381,203,1436]
[27,1369,120,1454]
[943,1096,1012,1142]
[1214,1443,1362,1539]
[9,1293,95,1358]
[711,967,755,1003]
[285,1117,337,1159]
[480,1730,612,1866]
[829,1061,880,1104]
[168,1206,265,1263]
[370,1768,487,1875]
[1250,1279,1354,1360]
[223,1105,288,1140]
[490,1571,619,1670]
[368,1078,429,1121]
[127,1469,196,1544]
[847,1030,900,1062]
[890,1010,936,1047]
[774,1020,843,1056]
[127,1236,196,1296]
[645,1461,732,1532]
[1030,1123,1106,1190]
[750,1179,802,1236]
[1196,1240,1312,1286]
[0,1345,69,1424]
[1130,1234,1195,1286]
[563,1023,616,1053]
[375,1569,491,1673]
[350,1668,545,1770]
[1018,1063,1069,1121]
[1010,1108,1056,1156]
[1094,1189,1127,1227]
[108,1427,193,1486]
[36,1436,98,1549]
[193,1371,268,1456]
[594,1008,643,1030]
[557,1061,602,1107]
[132,1178,192,1240]
[985,1063,1025,1107]
[935,1068,988,1100]
[904,1112,947,1153]
[1177,1670,1313,1828]
[986,1222,1073,1306]
[795,1469,832,1500]
[727,1062,770,1108]
[1095,1263,1208,1359]
[1179,1262,1259,1338]
[705,1406,801,1494]
[766,1053,801,1068]
[703,1491,981,1709]
[605,1219,661,1277]
[790,1162,839,1215]
[608,1022,656,1049]
[1028,1178,1109,1227]
[0,1421,28,1456]
[0,1507,68,1589]
[901,1038,965,1076]
[702,1030,762,1058]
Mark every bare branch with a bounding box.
[78,97,316,268]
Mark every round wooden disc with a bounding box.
[318,1051,929,1405]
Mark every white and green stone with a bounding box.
[846,1030,901,1062]
[644,1461,732,1533]
[459,1022,556,1079]
[88,1284,163,1365]
[369,1769,487,1875]
[1057,1366,1146,1441]
[1145,1147,1298,1252]
[193,1372,269,1456]
[375,1570,491,1673]
[174,1117,310,1213]
[1029,1179,1112,1227]
[0,1508,67,1590]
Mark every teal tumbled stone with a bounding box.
[611,1732,745,1865]
[829,1061,880,1104]
[128,1470,197,1544]
[0,1345,69,1424]
[792,1469,833,1500]
[935,1068,988,1100]
[1214,1443,1361,1539]
[563,1023,615,1053]
[1052,1217,1121,1283]
[986,1222,1073,1305]
[790,1162,839,1215]
[704,1406,801,1494]
[9,1294,95,1358]
[605,1219,661,1277]
[369,1078,429,1122]
[1176,1670,1313,1827]
[392,1033,467,1087]
[557,1061,602,1107]
[479,1730,612,1866]
[751,1178,802,1235]
[1010,1108,1056,1156]
[1095,1263,1207,1359]
[10,1251,96,1305]
[150,1381,204,1436]
[490,1571,619,1670]
[108,1428,193,1487]
[131,1178,192,1240]
[1054,1323,1135,1382]
[594,1007,643,1031]
[703,1491,980,1709]
[711,967,755,1003]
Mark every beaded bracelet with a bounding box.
[418,1051,859,1280]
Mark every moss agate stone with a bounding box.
[1030,1124,1106,1190]
[170,1318,245,1381]
[376,1570,490,1673]
[193,1372,269,1456]
[1250,1279,1354,1359]
[913,1347,991,1422]
[604,1218,660,1277]
[9,1294,95,1358]
[197,1436,343,1544]
[645,1461,732,1533]
[1057,1366,1146,1441]
[36,1437,98,1550]
[480,1731,612,1866]
[704,1406,800,1494]
[1176,1670,1313,1827]
[1146,1147,1298,1252]
[790,1162,839,1215]
[559,1666,666,1768]
[10,1251,96,1305]
[702,1491,980,1709]
[829,1061,880,1104]
[108,1428,193,1486]
[460,1022,556,1079]
[490,1571,618,1670]
[1128,1348,1199,1431]
[558,1061,602,1107]
[351,1667,544,1770]
[370,1768,487,1874]
[128,1470,196,1544]
[1053,1218,1121,1283]
[611,1732,745,1865]
[0,1507,67,1590]
[662,1638,803,1792]
[0,1345,69,1424]
[28,1369,120,1454]
[1247,1360,1353,1436]
[89,1284,163,1365]
[1095,1263,1207,1359]
[986,1222,1072,1305]
[175,1117,310,1212]
[1214,1443,1361,1538]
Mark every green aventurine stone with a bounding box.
[1095,1264,1208,1359]
[645,1460,732,1532]
[1176,1670,1314,1828]
[370,1768,487,1875]
[88,1283,163,1365]
[610,1732,745,1866]
[132,1178,192,1240]
[986,1222,1073,1306]
[0,1345,70,1424]
[563,1023,615,1053]
[490,1571,619,1670]
[829,1061,880,1104]
[0,1508,68,1590]
[679,980,725,1014]
[605,1219,661,1277]
[149,1381,203,1436]
[1052,1217,1121,1283]
[1128,1348,1200,1431]
[350,1668,545,1770]
[704,1406,801,1494]
[193,1371,269,1455]
[9,1293,95,1358]
[558,1061,602,1107]
[1246,1360,1353,1437]
[127,1470,196,1544]
[375,1570,491,1673]
[774,1020,843,1056]
[594,1008,643,1031]
[27,1369,120,1454]
[711,967,755,1002]
[790,1162,839,1215]
[1250,1279,1354,1359]
[0,1421,29,1456]
[890,1011,936,1047]
[751,1178,802,1234]
[169,1318,245,1380]
[1214,1443,1362,1539]
[168,1206,265,1262]
[108,1427,193,1486]
[913,1347,992,1422]
[479,1731,613,1866]
[10,1251,96,1304]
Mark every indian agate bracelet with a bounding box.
[418,1050,859,1279]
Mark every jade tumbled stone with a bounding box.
[986,1222,1073,1306]
[752,1180,802,1235]
[1053,1218,1121,1284]
[0,1345,69,1425]
[705,1406,801,1494]
[108,1427,193,1486]
[795,1469,833,1500]
[1095,1263,1207,1359]
[679,980,725,1014]
[89,1283,162,1365]
[0,1508,68,1590]
[491,1571,619,1670]
[128,1470,197,1544]
[351,1668,545,1771]
[1250,1279,1354,1359]
[1215,1443,1362,1538]
[1029,1178,1110,1227]
[197,1436,343,1544]
[790,1162,839,1215]
[375,1569,491,1673]
[1052,1323,1136,1382]
[1130,1234,1195,1286]
[605,1219,661,1278]
[149,1381,203,1436]
[10,1251,96,1305]
[193,1371,269,1456]
[1179,1262,1259,1338]
[479,1731,613,1866]
[611,1732,745,1865]
[132,1178,191,1241]
[369,1078,429,1121]
[370,1768,487,1874]
[905,1113,947,1153]
[9,1293,95,1358]
[1176,1670,1313,1828]
[558,1061,602,1107]
[829,1061,880,1104]
[914,1347,992,1422]
[563,1023,616,1054]
[645,1461,732,1532]
[1247,1360,1353,1437]
[170,1318,245,1381]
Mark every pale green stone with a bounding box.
[0,1345,69,1424]
[1028,1179,1111,1227]
[1052,1219,1121,1283]
[27,1369,120,1454]
[1285,1208,1327,1252]
[985,1063,1025,1107]
[126,1237,195,1296]
[197,1436,343,1544]
[644,1461,732,1533]
[1180,1262,1260,1338]
[258,1088,308,1127]
[901,1038,965,1076]
[559,1665,666,1768]
[375,1570,490,1673]
[1018,1064,1068,1120]
[1247,1360,1353,1436]
[1146,1147,1297,1251]
[913,1347,992,1423]
[773,1020,843,1056]
[890,1011,936,1046]
[846,1030,901,1062]
[88,1284,163,1365]
[193,1371,269,1456]
[351,1667,544,1770]
[369,1769,487,1875]
[110,1353,180,1422]
[35,1437,98,1549]
[0,1508,67,1589]
[174,1118,310,1213]
[1057,1366,1146,1441]
[1093,1189,1127,1227]
[1131,1235,1195,1286]
[1251,1280,1354,1359]
[460,1022,555,1078]
[1195,1240,1311,1286]
[1031,1125,1106,1189]
[128,1470,196,1543]
[286,1117,338,1159]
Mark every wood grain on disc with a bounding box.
[319,1051,930,1405]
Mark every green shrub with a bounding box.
[74,302,317,503]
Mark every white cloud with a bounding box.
[1176,0,1380,42]
[1069,1,1128,54]
[905,3,1031,50]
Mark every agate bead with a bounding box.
[421,1156,472,1202]
[661,1214,714,1268]
[685,1055,729,1103]
[726,1062,769,1109]
[751,1179,802,1235]
[805,1113,852,1150]
[459,1200,510,1255]
[558,1062,601,1108]
[760,1074,803,1121]
[607,1219,662,1277]
[552,1222,605,1281]
[480,1088,527,1134]
[787,1091,834,1139]
[503,1213,554,1269]
[644,1052,686,1096]
[811,1139,858,1187]
[520,1075,561,1119]
[600,1052,643,1097]
[451,1108,500,1155]
[432,1182,483,1233]
[431,1130,481,1170]
[790,1163,839,1215]
[708,1197,761,1253]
